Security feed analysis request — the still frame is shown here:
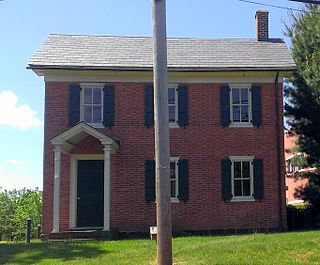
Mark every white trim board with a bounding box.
[43,70,289,83]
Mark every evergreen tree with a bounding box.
[285,4,320,214]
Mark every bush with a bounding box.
[287,204,319,231]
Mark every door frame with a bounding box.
[69,154,104,229]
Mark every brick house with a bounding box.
[28,11,295,238]
[284,130,308,205]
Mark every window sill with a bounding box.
[86,123,104,129]
[229,123,253,128]
[171,198,180,203]
[230,197,255,202]
[169,123,180,129]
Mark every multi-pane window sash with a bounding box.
[230,87,251,123]
[82,86,103,124]
[231,158,254,198]
[168,86,178,124]
[170,159,179,200]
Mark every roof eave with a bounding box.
[27,64,296,76]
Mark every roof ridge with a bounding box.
[48,34,284,42]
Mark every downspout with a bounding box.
[274,71,284,230]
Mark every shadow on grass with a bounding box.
[0,241,108,264]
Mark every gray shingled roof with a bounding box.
[28,34,295,72]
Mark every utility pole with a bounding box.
[152,1,172,265]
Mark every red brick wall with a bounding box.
[284,131,308,204]
[42,81,286,234]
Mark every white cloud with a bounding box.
[0,90,42,130]
[7,159,26,165]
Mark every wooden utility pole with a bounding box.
[152,0,172,265]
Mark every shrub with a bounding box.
[287,204,319,231]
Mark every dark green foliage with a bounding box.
[0,190,14,241]
[287,204,319,230]
[284,4,320,212]
[295,172,320,209]
[0,188,42,241]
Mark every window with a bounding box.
[144,84,188,127]
[230,85,252,126]
[81,84,103,125]
[221,157,263,201]
[168,85,178,126]
[170,158,179,201]
[145,157,189,203]
[231,156,254,200]
[286,153,305,174]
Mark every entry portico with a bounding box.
[50,122,119,233]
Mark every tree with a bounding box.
[285,4,320,216]
[11,188,42,239]
[0,188,42,240]
[0,189,14,241]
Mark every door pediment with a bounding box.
[50,122,119,153]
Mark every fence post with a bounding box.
[26,218,32,243]
[37,224,41,239]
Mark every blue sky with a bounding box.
[0,0,300,191]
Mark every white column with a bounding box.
[52,145,62,233]
[103,145,111,231]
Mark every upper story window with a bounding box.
[81,84,103,125]
[230,85,252,126]
[168,85,178,126]
[144,84,188,128]
[69,83,114,128]
[220,84,261,128]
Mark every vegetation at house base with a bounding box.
[1,231,320,264]
[0,188,42,241]
[284,4,320,218]
[287,204,319,230]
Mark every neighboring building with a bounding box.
[284,130,308,205]
[28,11,295,239]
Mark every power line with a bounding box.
[237,0,301,11]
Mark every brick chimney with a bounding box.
[255,10,269,41]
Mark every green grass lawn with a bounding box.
[1,231,320,265]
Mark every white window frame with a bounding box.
[230,156,255,202]
[168,84,179,128]
[170,157,180,203]
[229,84,253,128]
[80,83,104,128]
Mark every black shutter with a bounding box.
[221,159,232,201]
[252,85,262,126]
[145,160,155,202]
[103,84,115,127]
[253,159,264,200]
[220,86,231,126]
[68,83,81,126]
[177,86,188,127]
[177,159,189,202]
[144,84,154,127]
